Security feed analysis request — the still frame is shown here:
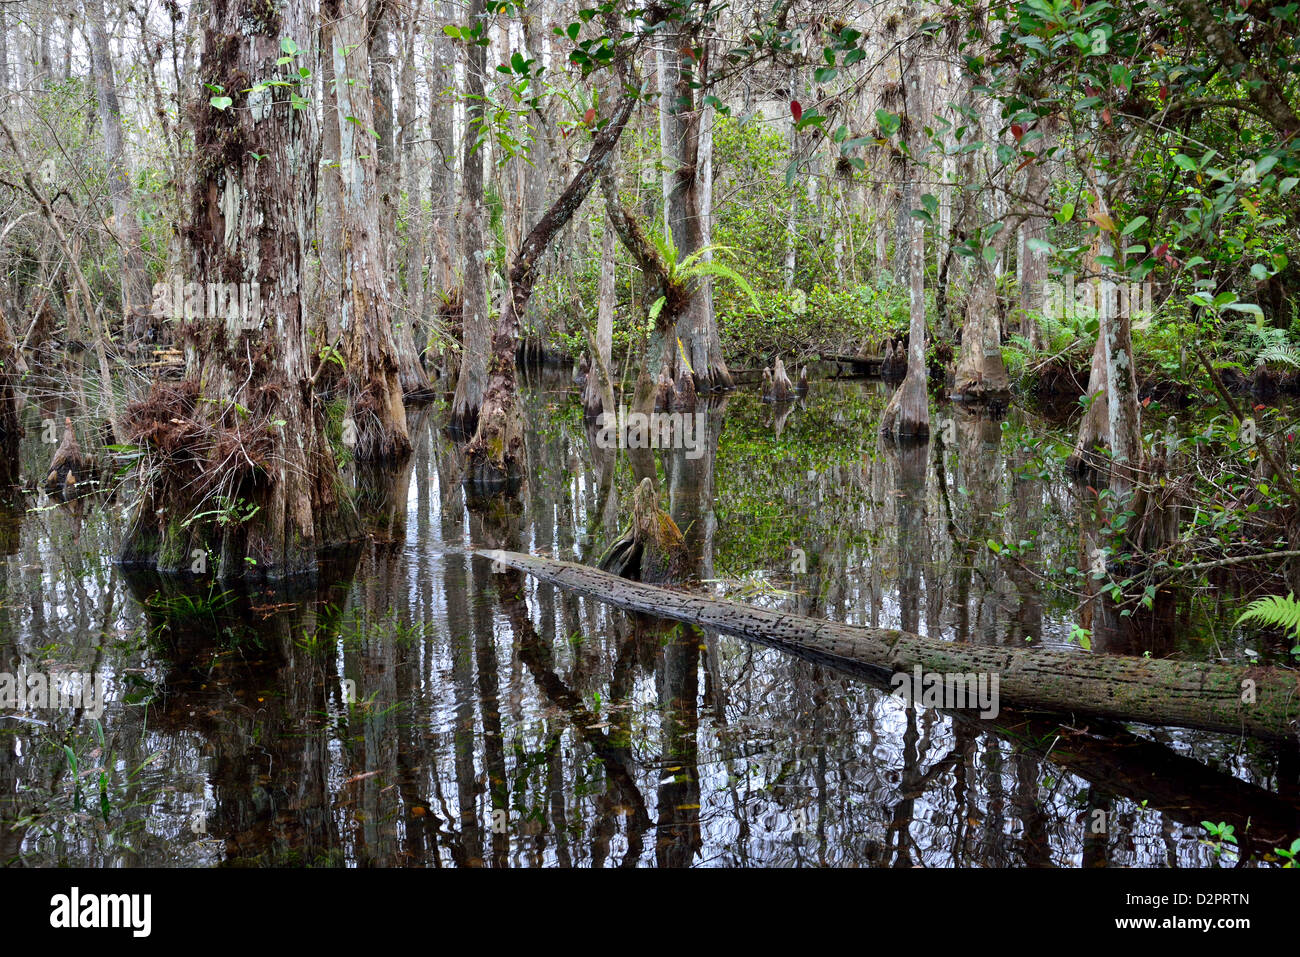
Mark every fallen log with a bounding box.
[479,549,1300,742]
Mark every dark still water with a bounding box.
[1,369,1297,866]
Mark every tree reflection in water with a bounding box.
[1,369,1296,866]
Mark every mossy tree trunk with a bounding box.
[329,0,411,462]
[879,37,929,440]
[486,549,1300,742]
[120,0,359,579]
[449,0,490,436]
[658,27,731,392]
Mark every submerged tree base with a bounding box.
[120,380,363,581]
[597,477,689,584]
[462,458,524,503]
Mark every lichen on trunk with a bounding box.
[120,0,361,580]
[329,0,411,462]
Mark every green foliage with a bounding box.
[1238,323,1300,369]
[1276,837,1300,867]
[1235,593,1300,640]
[716,280,909,362]
[1199,821,1239,862]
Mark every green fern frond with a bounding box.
[652,224,679,271]
[679,244,739,271]
[1258,344,1300,368]
[1236,593,1300,638]
[692,261,761,310]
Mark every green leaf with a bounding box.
[795,110,826,131]
[210,96,233,111]
[1121,215,1147,236]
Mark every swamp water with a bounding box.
[1,369,1296,867]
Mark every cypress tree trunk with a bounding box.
[0,307,22,499]
[879,36,929,439]
[371,2,432,398]
[449,0,490,435]
[463,92,639,492]
[658,28,731,391]
[952,257,1010,398]
[316,11,343,352]
[1016,118,1053,348]
[88,0,150,344]
[585,201,618,420]
[329,0,411,461]
[120,0,360,579]
[879,180,929,437]
[397,5,431,393]
[427,0,457,295]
